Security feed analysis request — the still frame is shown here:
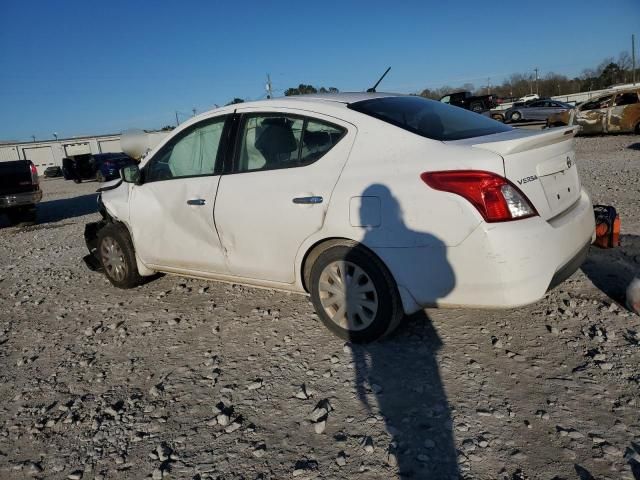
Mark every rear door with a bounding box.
[608,91,640,133]
[129,115,229,274]
[214,110,354,284]
[525,101,546,120]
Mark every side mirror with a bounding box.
[121,164,141,185]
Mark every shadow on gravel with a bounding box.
[350,311,459,478]
[347,184,459,478]
[627,143,640,151]
[0,193,98,229]
[581,234,640,306]
[37,193,98,225]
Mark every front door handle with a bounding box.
[187,198,206,206]
[292,196,323,205]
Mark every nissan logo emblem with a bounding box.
[566,157,572,169]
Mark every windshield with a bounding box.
[349,96,512,141]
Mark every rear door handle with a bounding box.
[292,196,323,204]
[187,198,206,206]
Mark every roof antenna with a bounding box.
[367,67,391,93]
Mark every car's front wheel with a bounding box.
[97,223,143,289]
[510,111,522,122]
[309,243,404,343]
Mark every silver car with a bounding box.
[506,99,573,123]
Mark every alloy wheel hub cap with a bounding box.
[318,260,379,331]
[101,236,127,282]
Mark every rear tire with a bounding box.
[96,171,105,183]
[491,114,504,122]
[73,178,82,184]
[97,223,143,289]
[309,242,404,343]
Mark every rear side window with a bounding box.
[235,113,345,173]
[614,92,639,106]
[349,96,511,141]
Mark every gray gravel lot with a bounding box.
[0,134,639,480]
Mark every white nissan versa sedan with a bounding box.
[84,93,596,342]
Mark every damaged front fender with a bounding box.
[83,220,107,271]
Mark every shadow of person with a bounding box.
[581,234,640,306]
[345,184,459,478]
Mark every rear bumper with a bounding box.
[0,189,42,209]
[376,188,596,313]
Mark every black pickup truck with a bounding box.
[440,91,498,113]
[0,160,42,225]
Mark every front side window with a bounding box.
[145,116,226,182]
[349,95,512,141]
[581,95,612,111]
[235,114,345,173]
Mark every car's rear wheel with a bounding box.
[97,223,143,289]
[96,171,105,183]
[510,111,522,122]
[309,243,404,343]
[73,178,82,184]
[491,114,504,122]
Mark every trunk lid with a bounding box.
[0,160,36,195]
[448,126,581,220]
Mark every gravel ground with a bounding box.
[0,134,639,480]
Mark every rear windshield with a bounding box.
[349,96,512,141]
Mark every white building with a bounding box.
[0,131,169,173]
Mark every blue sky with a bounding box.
[1,0,638,141]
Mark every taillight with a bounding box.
[420,170,537,222]
[29,162,39,186]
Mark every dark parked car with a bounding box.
[43,165,63,178]
[0,160,42,225]
[505,99,573,123]
[62,153,135,183]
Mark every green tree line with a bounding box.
[420,51,639,100]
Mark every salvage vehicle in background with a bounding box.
[547,88,640,134]
[440,91,497,113]
[505,99,573,123]
[0,160,42,225]
[83,93,595,342]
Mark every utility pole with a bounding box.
[534,67,539,95]
[633,34,637,85]
[31,135,36,143]
[487,77,491,94]
[266,74,273,99]
[175,111,180,126]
